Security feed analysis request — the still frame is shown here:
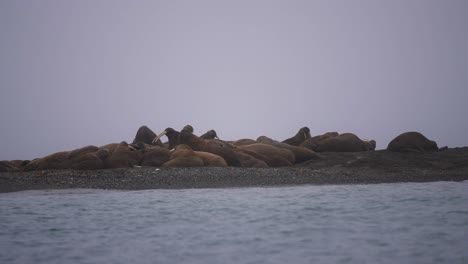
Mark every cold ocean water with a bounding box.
[1,181,467,264]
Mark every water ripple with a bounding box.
[1,182,468,264]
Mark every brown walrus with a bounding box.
[68,145,100,160]
[200,130,219,140]
[102,141,141,168]
[70,149,109,170]
[23,151,71,171]
[162,144,204,167]
[238,143,295,167]
[300,132,339,151]
[387,132,438,152]
[232,148,269,168]
[194,151,228,167]
[23,145,109,171]
[140,146,171,167]
[152,127,181,149]
[132,126,164,146]
[257,136,319,163]
[282,127,311,146]
[314,133,376,152]
[231,138,257,146]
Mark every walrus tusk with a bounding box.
[128,145,138,151]
[152,130,167,144]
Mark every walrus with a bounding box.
[152,127,181,149]
[23,151,71,171]
[193,151,228,167]
[200,130,219,140]
[103,141,142,168]
[22,145,108,171]
[154,126,241,166]
[282,127,311,146]
[140,146,171,167]
[68,145,100,160]
[99,143,120,153]
[314,133,376,152]
[231,138,257,146]
[162,144,204,167]
[387,132,438,152]
[70,149,109,170]
[232,148,269,168]
[300,132,339,151]
[257,136,319,163]
[132,126,164,146]
[238,143,295,167]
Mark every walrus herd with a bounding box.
[0,126,444,172]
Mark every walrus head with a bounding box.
[282,126,312,146]
[428,140,439,151]
[299,127,311,140]
[362,139,377,150]
[367,140,377,150]
[182,125,194,133]
[180,125,195,140]
[153,128,180,148]
[132,125,163,146]
[200,129,219,140]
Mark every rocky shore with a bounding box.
[2,147,467,193]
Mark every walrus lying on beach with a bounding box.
[71,149,109,170]
[232,148,269,168]
[101,142,141,168]
[23,151,72,171]
[22,143,135,171]
[238,143,295,167]
[387,132,438,152]
[140,146,171,167]
[257,136,319,163]
[194,150,228,167]
[162,144,204,167]
[313,133,376,152]
[231,138,257,146]
[22,145,101,171]
[300,132,339,151]
[23,141,146,171]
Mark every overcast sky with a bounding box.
[1,0,467,160]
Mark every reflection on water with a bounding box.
[1,181,468,264]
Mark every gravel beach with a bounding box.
[1,148,467,193]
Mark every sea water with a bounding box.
[1,181,467,264]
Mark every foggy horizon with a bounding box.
[1,0,467,160]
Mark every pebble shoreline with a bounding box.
[1,148,468,193]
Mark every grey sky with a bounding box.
[1,0,467,160]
